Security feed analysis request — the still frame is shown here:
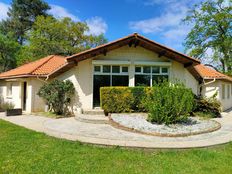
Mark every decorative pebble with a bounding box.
[111,113,220,135]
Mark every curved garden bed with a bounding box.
[110,113,221,137]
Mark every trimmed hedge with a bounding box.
[100,87,151,114]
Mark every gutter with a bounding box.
[202,78,216,86]
[198,78,216,97]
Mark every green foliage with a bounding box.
[17,16,107,65]
[194,94,221,118]
[0,33,20,72]
[0,101,15,110]
[130,87,151,112]
[100,87,134,114]
[183,0,232,72]
[144,81,194,125]
[0,1,107,67]
[3,119,232,174]
[37,80,75,116]
[100,87,150,114]
[0,0,50,45]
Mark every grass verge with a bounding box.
[0,119,232,174]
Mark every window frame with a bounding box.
[7,82,13,97]
[93,65,129,86]
[227,84,230,99]
[135,66,169,86]
[222,84,226,100]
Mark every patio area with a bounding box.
[1,110,232,149]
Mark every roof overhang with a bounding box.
[66,33,200,66]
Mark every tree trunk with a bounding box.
[220,59,226,72]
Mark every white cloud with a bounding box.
[129,0,192,50]
[86,16,108,35]
[49,4,80,21]
[129,5,188,33]
[0,2,10,21]
[49,6,107,35]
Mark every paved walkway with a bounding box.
[1,111,232,149]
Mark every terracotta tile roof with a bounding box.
[194,64,232,82]
[0,55,67,79]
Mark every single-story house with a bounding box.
[0,33,231,113]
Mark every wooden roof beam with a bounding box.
[158,50,166,57]
[184,62,193,68]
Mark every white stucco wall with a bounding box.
[0,80,22,109]
[30,79,46,112]
[0,78,46,113]
[57,63,93,112]
[202,80,232,111]
[56,46,199,110]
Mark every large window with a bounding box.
[94,65,129,86]
[93,65,129,106]
[135,66,169,86]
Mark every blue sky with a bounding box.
[0,0,204,52]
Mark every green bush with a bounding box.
[37,80,75,116]
[1,101,15,110]
[100,87,134,114]
[194,94,221,118]
[100,87,151,114]
[144,81,194,125]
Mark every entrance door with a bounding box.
[22,82,27,111]
[93,75,110,107]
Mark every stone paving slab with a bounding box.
[0,111,232,149]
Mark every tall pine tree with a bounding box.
[0,0,50,45]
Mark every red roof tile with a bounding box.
[0,55,67,79]
[194,64,232,82]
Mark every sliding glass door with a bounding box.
[93,65,129,107]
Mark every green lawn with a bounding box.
[1,120,232,174]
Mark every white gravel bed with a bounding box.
[110,113,220,135]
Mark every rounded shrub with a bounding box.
[37,79,75,116]
[144,81,194,125]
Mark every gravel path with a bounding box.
[111,113,220,136]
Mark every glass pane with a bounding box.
[143,66,151,73]
[94,66,101,72]
[112,66,120,73]
[135,75,150,86]
[122,66,128,73]
[152,66,160,74]
[152,75,168,85]
[162,67,168,73]
[112,75,129,86]
[93,75,110,107]
[103,65,110,73]
[135,66,141,73]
